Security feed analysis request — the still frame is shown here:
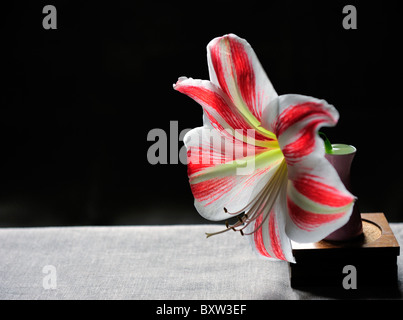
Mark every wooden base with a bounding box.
[289,213,400,288]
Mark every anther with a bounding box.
[240,230,244,236]
[225,221,229,228]
[223,207,228,213]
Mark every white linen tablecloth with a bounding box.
[1,223,402,300]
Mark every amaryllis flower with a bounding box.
[173,34,355,262]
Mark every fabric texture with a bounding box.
[0,223,402,300]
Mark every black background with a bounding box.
[1,0,402,227]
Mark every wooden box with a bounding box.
[289,213,400,289]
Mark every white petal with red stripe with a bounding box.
[246,180,295,262]
[183,126,283,221]
[285,159,355,243]
[174,77,275,147]
[207,34,277,136]
[262,94,355,243]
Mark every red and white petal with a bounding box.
[247,182,295,262]
[207,34,277,129]
[183,126,283,221]
[285,158,355,243]
[174,77,273,146]
[271,94,339,168]
[267,94,355,242]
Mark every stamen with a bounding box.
[205,159,288,239]
[233,161,284,230]
[242,159,288,235]
[222,173,279,216]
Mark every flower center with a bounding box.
[205,159,288,238]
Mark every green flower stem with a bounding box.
[319,132,356,155]
[319,132,333,154]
